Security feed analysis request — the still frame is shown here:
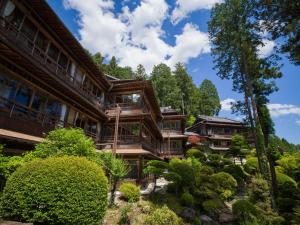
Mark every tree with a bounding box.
[186,115,196,127]
[229,134,249,164]
[150,63,181,109]
[208,0,281,208]
[26,128,96,159]
[255,0,300,65]
[143,160,168,193]
[173,62,199,116]
[134,64,147,79]
[198,79,221,116]
[92,52,104,69]
[95,152,129,206]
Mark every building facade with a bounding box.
[186,115,248,152]
[0,0,186,181]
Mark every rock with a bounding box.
[200,215,216,225]
[179,207,196,220]
[219,212,234,224]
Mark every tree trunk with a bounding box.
[110,178,118,207]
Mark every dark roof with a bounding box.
[25,0,111,90]
[197,115,243,124]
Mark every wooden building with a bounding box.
[186,115,248,152]
[0,0,186,180]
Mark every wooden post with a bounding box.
[113,104,121,157]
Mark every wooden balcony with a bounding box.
[0,17,103,112]
[0,97,97,140]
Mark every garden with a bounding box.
[1,128,300,225]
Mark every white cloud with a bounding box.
[221,98,236,111]
[171,0,222,24]
[63,0,211,73]
[258,39,276,58]
[267,103,300,117]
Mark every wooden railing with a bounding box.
[0,96,97,139]
[0,17,102,110]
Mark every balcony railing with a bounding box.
[0,97,97,139]
[0,17,102,110]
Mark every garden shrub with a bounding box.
[211,172,237,200]
[244,157,259,175]
[119,182,140,202]
[248,176,270,203]
[186,149,206,162]
[232,199,257,224]
[180,191,194,207]
[0,156,108,225]
[144,205,185,225]
[223,164,247,184]
[202,199,224,214]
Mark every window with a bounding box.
[35,32,48,51]
[0,73,18,101]
[1,1,24,29]
[116,93,141,105]
[75,113,86,129]
[47,43,59,61]
[67,108,76,125]
[58,52,68,69]
[46,98,62,118]
[86,120,97,135]
[126,160,138,179]
[20,18,37,41]
[163,120,180,130]
[15,86,32,106]
[171,140,182,151]
[74,67,84,85]
[31,92,47,112]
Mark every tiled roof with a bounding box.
[197,115,243,124]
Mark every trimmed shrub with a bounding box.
[144,205,185,225]
[180,192,194,207]
[223,164,247,184]
[186,149,206,162]
[0,156,108,225]
[119,182,140,202]
[244,157,259,175]
[211,172,237,200]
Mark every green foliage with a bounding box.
[150,63,181,109]
[198,79,221,116]
[244,157,259,175]
[180,192,194,207]
[186,115,196,127]
[0,156,108,225]
[232,199,257,224]
[144,205,185,225]
[248,176,270,203]
[28,128,96,159]
[118,203,132,225]
[119,182,140,202]
[223,164,247,184]
[276,153,300,180]
[202,199,223,214]
[229,134,250,162]
[186,149,206,162]
[134,64,147,79]
[95,152,129,206]
[211,172,237,200]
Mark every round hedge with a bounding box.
[119,182,140,202]
[0,156,108,225]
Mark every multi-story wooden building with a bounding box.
[186,115,248,152]
[0,0,186,181]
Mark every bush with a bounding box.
[232,199,257,224]
[0,156,108,225]
[119,182,140,202]
[180,192,194,207]
[144,205,185,225]
[244,157,259,175]
[186,149,206,162]
[202,199,224,214]
[211,172,237,200]
[26,128,96,159]
[223,164,247,184]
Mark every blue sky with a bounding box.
[48,0,300,144]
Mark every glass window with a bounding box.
[58,52,68,69]
[31,92,47,112]
[171,140,182,151]
[2,1,24,29]
[47,43,59,61]
[20,18,37,41]
[75,68,84,84]
[15,86,32,106]
[75,113,86,129]
[0,73,18,100]
[35,32,48,51]
[86,120,97,134]
[67,108,76,125]
[46,99,62,118]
